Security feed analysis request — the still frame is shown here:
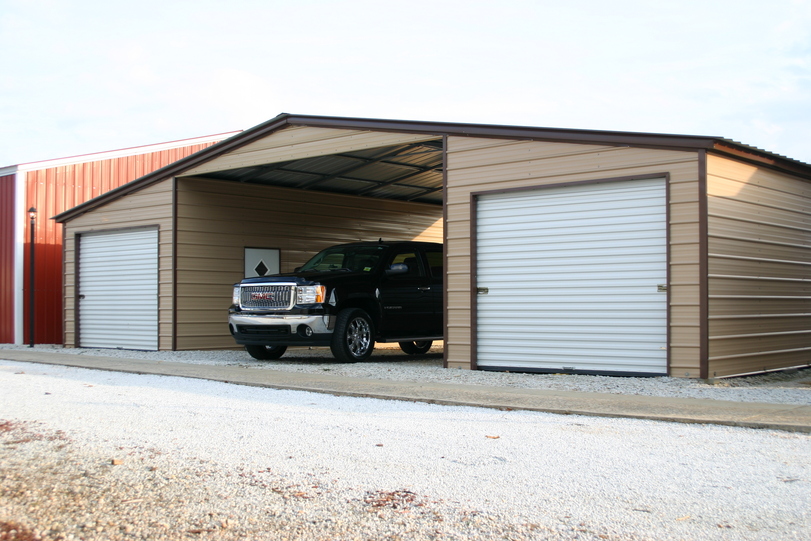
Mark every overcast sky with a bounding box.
[1,0,810,166]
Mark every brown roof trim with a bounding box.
[710,142,811,181]
[287,114,722,151]
[54,113,811,222]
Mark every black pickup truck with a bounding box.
[229,241,443,362]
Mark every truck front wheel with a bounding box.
[245,344,288,360]
[331,308,375,362]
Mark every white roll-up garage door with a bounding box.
[78,228,159,350]
[476,178,667,375]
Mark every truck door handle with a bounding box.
[417,286,431,291]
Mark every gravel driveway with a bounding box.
[1,350,810,540]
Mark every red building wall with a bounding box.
[0,174,15,343]
[22,140,224,344]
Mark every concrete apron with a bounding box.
[2,349,810,433]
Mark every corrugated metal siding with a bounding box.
[78,228,158,350]
[445,136,701,376]
[475,178,668,374]
[707,154,811,377]
[0,174,15,343]
[175,177,443,350]
[24,141,218,344]
[181,126,441,177]
[63,180,174,349]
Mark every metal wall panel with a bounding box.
[78,228,158,350]
[707,154,811,377]
[0,174,15,343]
[19,139,220,344]
[475,178,668,374]
[445,136,701,375]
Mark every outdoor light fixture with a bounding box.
[28,207,36,348]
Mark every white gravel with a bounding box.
[1,359,810,540]
[2,344,810,405]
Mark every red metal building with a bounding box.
[0,132,240,345]
[0,173,16,343]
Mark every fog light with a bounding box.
[298,325,313,337]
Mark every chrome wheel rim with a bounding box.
[346,317,371,357]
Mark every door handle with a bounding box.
[417,286,431,291]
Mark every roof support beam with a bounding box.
[356,162,443,196]
[405,185,443,201]
[299,143,427,190]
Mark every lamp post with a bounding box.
[28,207,36,348]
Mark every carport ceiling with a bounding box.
[193,139,445,205]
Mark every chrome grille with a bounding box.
[239,284,296,310]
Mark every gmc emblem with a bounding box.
[251,292,275,301]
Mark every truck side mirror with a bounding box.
[385,263,409,276]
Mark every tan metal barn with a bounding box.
[55,114,811,379]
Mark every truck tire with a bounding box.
[398,340,433,355]
[330,308,375,362]
[245,344,288,360]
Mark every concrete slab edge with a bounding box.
[4,355,810,434]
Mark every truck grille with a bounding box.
[239,284,296,310]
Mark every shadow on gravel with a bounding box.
[274,354,444,365]
[244,345,445,366]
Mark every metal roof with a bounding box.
[55,113,811,222]
[192,139,444,205]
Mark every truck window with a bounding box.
[389,252,425,277]
[425,249,443,279]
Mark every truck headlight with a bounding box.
[297,285,326,304]
[232,286,241,306]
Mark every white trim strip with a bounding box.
[14,171,25,345]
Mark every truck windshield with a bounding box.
[299,245,386,273]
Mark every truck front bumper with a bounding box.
[229,313,335,347]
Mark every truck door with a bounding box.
[424,246,444,336]
[378,249,433,335]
